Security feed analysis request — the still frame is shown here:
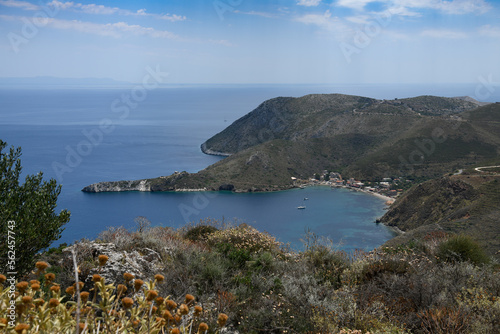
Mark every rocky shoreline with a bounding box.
[200,142,231,157]
[82,175,398,205]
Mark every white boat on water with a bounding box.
[297,206,306,209]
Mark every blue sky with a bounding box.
[0,0,499,84]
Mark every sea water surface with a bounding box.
[2,84,496,251]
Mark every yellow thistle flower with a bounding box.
[146,290,158,301]
[179,303,189,315]
[155,296,164,305]
[44,273,56,282]
[217,313,228,327]
[163,310,174,321]
[21,296,32,304]
[31,283,40,291]
[117,284,127,295]
[16,281,29,293]
[154,274,164,283]
[171,328,180,334]
[29,279,40,285]
[92,274,102,283]
[0,274,6,284]
[198,322,209,333]
[14,323,29,334]
[134,279,144,292]
[35,261,49,273]
[98,255,109,266]
[123,272,134,282]
[80,291,90,304]
[166,299,177,310]
[65,286,75,295]
[50,285,61,293]
[74,281,84,290]
[48,298,60,308]
[122,297,134,309]
[185,294,195,305]
[194,305,203,317]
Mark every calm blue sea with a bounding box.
[1,84,497,251]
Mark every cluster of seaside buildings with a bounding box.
[302,171,409,198]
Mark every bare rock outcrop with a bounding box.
[63,242,162,285]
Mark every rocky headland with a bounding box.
[83,93,499,194]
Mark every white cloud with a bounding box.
[336,0,373,10]
[431,0,490,14]
[382,5,421,17]
[134,8,186,22]
[233,10,277,18]
[158,14,187,22]
[48,1,123,14]
[47,1,186,21]
[345,14,371,24]
[297,0,322,6]
[336,0,491,15]
[0,14,180,39]
[295,10,332,27]
[479,25,500,38]
[295,10,351,38]
[421,29,468,39]
[79,4,120,15]
[0,0,39,11]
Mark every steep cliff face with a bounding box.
[82,180,151,193]
[82,172,192,193]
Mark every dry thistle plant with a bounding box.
[0,253,229,334]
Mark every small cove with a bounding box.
[75,186,396,252]
[5,84,490,251]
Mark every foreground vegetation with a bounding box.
[3,220,498,333]
[0,140,70,276]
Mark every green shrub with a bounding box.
[301,229,349,288]
[206,224,281,254]
[216,242,252,268]
[361,259,410,282]
[0,140,70,275]
[46,243,68,255]
[437,234,490,265]
[184,224,218,242]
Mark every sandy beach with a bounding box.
[326,183,395,203]
[368,191,395,203]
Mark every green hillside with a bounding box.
[83,94,500,193]
[381,172,500,257]
[201,94,482,155]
